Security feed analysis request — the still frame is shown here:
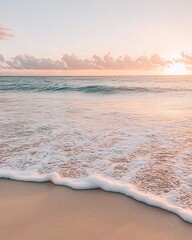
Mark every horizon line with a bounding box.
[1,74,192,77]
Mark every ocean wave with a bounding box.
[1,83,192,94]
[1,76,192,94]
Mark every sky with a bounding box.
[0,0,192,75]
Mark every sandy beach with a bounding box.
[1,0,192,239]
[0,179,191,240]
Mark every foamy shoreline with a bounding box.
[0,169,192,224]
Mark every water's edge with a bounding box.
[0,169,191,224]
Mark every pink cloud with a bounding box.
[179,52,192,64]
[0,54,7,69]
[0,52,190,71]
[0,24,13,40]
[176,52,192,70]
[6,55,66,70]
[62,53,92,69]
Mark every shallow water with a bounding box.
[0,76,192,222]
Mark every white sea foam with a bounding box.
[1,76,192,223]
[0,169,192,223]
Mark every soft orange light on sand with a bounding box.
[164,63,187,75]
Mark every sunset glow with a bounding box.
[0,0,192,75]
[164,63,188,75]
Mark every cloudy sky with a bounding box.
[0,0,192,75]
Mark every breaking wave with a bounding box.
[1,76,192,94]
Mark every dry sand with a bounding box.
[0,179,191,240]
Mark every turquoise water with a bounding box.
[1,75,192,93]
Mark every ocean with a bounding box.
[0,75,192,222]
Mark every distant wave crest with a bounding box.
[1,83,191,94]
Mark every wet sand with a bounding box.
[0,179,191,240]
